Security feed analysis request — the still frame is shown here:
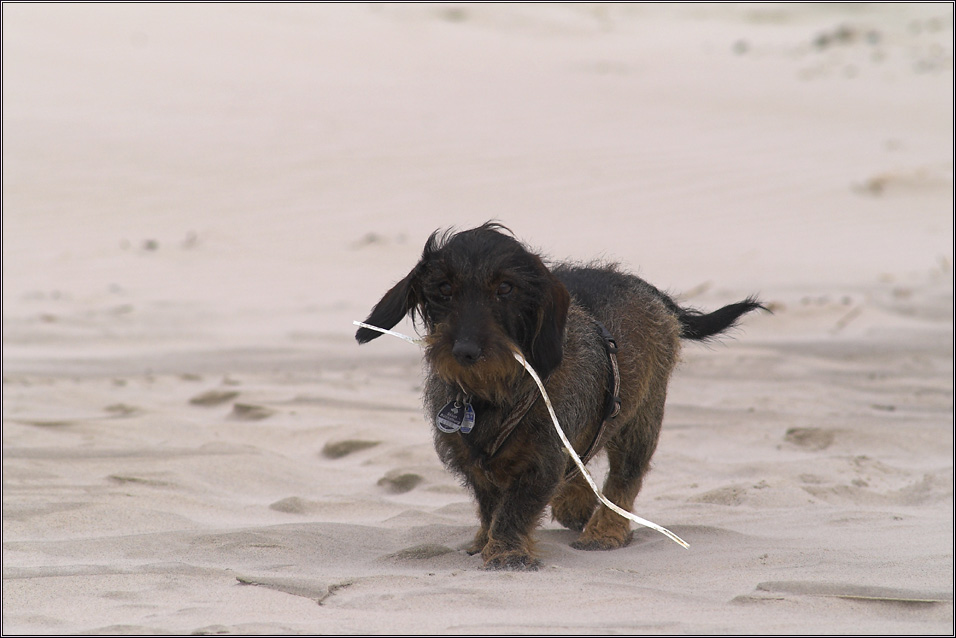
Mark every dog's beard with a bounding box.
[424,329,524,404]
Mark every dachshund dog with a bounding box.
[356,223,763,570]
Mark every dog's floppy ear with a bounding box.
[356,231,445,344]
[528,273,570,378]
[355,268,421,344]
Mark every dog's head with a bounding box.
[356,223,570,402]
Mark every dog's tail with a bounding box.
[662,295,767,341]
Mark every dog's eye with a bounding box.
[496,282,513,297]
[438,282,453,298]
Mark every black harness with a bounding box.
[564,320,621,480]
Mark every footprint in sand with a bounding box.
[268,496,314,514]
[747,580,953,605]
[321,439,381,459]
[229,403,275,421]
[383,544,456,561]
[103,403,139,416]
[784,427,835,451]
[108,474,174,488]
[692,485,748,506]
[14,403,141,427]
[188,389,239,406]
[377,471,424,494]
[230,576,342,608]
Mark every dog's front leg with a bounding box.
[463,472,498,556]
[479,455,563,571]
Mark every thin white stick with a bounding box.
[353,321,424,346]
[352,320,689,549]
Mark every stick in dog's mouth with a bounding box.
[352,320,689,549]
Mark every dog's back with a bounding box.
[553,263,669,324]
[554,263,764,343]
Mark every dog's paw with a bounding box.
[481,550,542,571]
[550,480,597,532]
[570,529,634,551]
[551,505,592,532]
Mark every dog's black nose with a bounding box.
[452,340,482,366]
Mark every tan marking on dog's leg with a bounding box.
[572,381,668,551]
[570,483,639,551]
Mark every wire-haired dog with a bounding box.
[356,223,764,570]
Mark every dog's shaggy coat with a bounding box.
[356,223,763,570]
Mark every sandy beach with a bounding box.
[3,3,953,634]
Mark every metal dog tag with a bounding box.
[436,395,477,434]
[436,400,465,433]
[459,401,476,434]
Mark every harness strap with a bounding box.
[484,389,540,459]
[565,320,621,481]
[457,387,540,467]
